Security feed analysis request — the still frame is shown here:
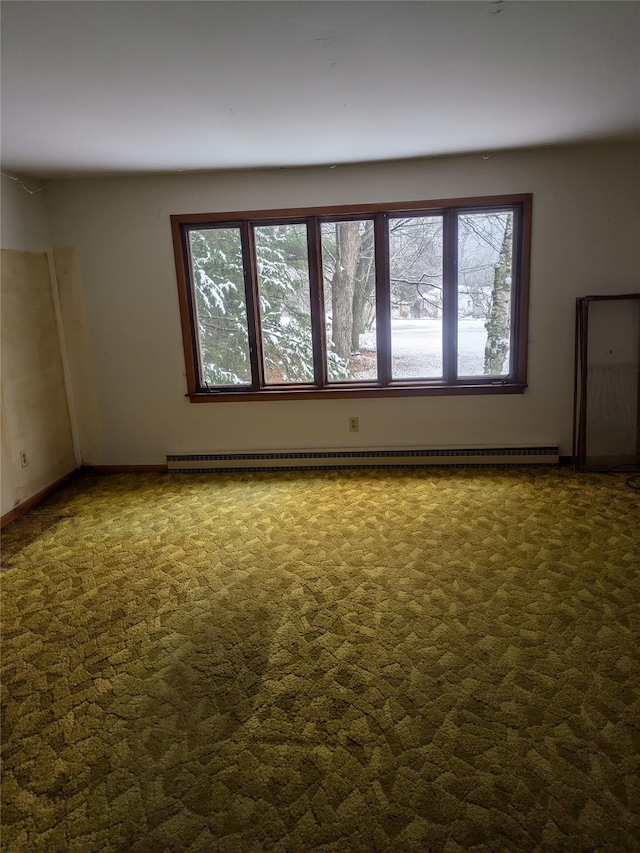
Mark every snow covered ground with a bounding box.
[355,318,504,379]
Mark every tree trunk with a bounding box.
[351,226,375,351]
[331,222,362,360]
[484,217,512,375]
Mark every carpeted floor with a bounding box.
[1,468,638,852]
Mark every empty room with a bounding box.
[1,1,639,850]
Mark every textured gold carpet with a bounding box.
[1,468,639,852]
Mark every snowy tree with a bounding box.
[388,217,443,320]
[190,225,350,386]
[458,212,513,374]
[483,216,512,374]
[321,221,374,364]
[190,228,251,386]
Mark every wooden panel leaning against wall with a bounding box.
[1,249,77,524]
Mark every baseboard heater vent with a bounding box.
[167,446,559,473]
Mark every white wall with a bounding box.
[45,142,640,464]
[1,176,77,516]
[0,174,51,252]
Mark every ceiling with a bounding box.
[1,1,639,178]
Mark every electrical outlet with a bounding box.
[20,451,28,468]
[349,416,359,433]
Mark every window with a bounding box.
[172,194,531,401]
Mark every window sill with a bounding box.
[186,383,527,402]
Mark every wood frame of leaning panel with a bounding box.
[572,293,640,471]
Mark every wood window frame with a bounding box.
[171,193,532,402]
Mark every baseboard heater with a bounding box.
[167,446,559,473]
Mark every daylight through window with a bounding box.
[172,194,531,400]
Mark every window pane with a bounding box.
[321,220,377,382]
[457,211,514,377]
[189,227,251,387]
[255,224,314,385]
[389,216,443,379]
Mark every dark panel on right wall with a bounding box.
[574,294,640,471]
